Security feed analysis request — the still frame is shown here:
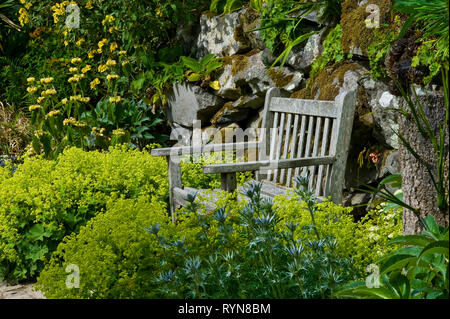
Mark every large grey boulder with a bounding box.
[196,10,249,59]
[361,78,400,149]
[285,31,324,72]
[166,83,224,127]
[217,51,304,99]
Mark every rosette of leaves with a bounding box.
[180,54,223,90]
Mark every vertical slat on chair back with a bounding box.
[258,89,356,202]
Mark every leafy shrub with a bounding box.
[274,194,402,278]
[310,24,347,78]
[35,190,245,298]
[335,215,449,299]
[35,197,170,299]
[0,145,168,282]
[16,0,209,156]
[148,182,358,298]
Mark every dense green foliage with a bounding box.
[34,175,402,298]
[0,146,169,282]
[335,215,449,299]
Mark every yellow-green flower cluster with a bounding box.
[45,110,61,119]
[109,96,122,103]
[68,74,85,83]
[90,78,101,89]
[41,89,57,97]
[40,77,54,84]
[63,117,87,127]
[107,74,119,81]
[51,1,69,24]
[29,104,41,111]
[70,95,90,103]
[27,86,38,94]
[112,129,126,136]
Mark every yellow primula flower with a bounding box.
[76,38,85,46]
[109,96,122,103]
[27,77,35,83]
[98,38,108,49]
[98,64,108,73]
[29,105,41,111]
[106,74,119,81]
[110,42,118,51]
[88,50,96,59]
[121,61,129,67]
[40,77,54,84]
[85,1,93,9]
[27,86,38,94]
[90,78,101,89]
[61,98,68,105]
[81,65,92,73]
[37,97,45,104]
[112,129,126,136]
[71,57,82,64]
[106,59,116,66]
[45,110,61,119]
[69,67,78,73]
[108,26,118,33]
[119,50,127,56]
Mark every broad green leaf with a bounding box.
[187,73,202,82]
[379,173,402,188]
[388,235,433,248]
[418,240,449,260]
[380,254,418,275]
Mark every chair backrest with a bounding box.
[257,88,356,203]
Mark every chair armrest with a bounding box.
[202,156,336,174]
[151,141,260,157]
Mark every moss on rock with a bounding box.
[340,0,392,56]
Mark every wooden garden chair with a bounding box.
[151,88,356,221]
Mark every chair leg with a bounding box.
[221,172,237,193]
[166,155,182,223]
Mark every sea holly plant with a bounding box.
[146,182,357,298]
[334,215,449,299]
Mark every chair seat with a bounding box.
[174,180,295,212]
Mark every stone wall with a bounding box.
[166,6,405,213]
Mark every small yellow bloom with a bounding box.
[107,74,119,81]
[81,65,92,73]
[40,77,54,84]
[121,61,129,67]
[98,64,108,73]
[29,104,41,111]
[69,67,78,73]
[41,89,57,96]
[85,1,93,9]
[119,50,127,56]
[71,57,82,64]
[98,38,108,49]
[64,40,69,46]
[27,86,38,94]
[106,59,116,66]
[76,38,85,46]
[27,77,35,83]
[109,96,122,103]
[61,98,68,105]
[110,42,118,51]
[45,110,61,119]
[112,129,126,136]
[90,78,101,89]
[37,97,45,104]
[108,26,118,33]
[88,50,96,59]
